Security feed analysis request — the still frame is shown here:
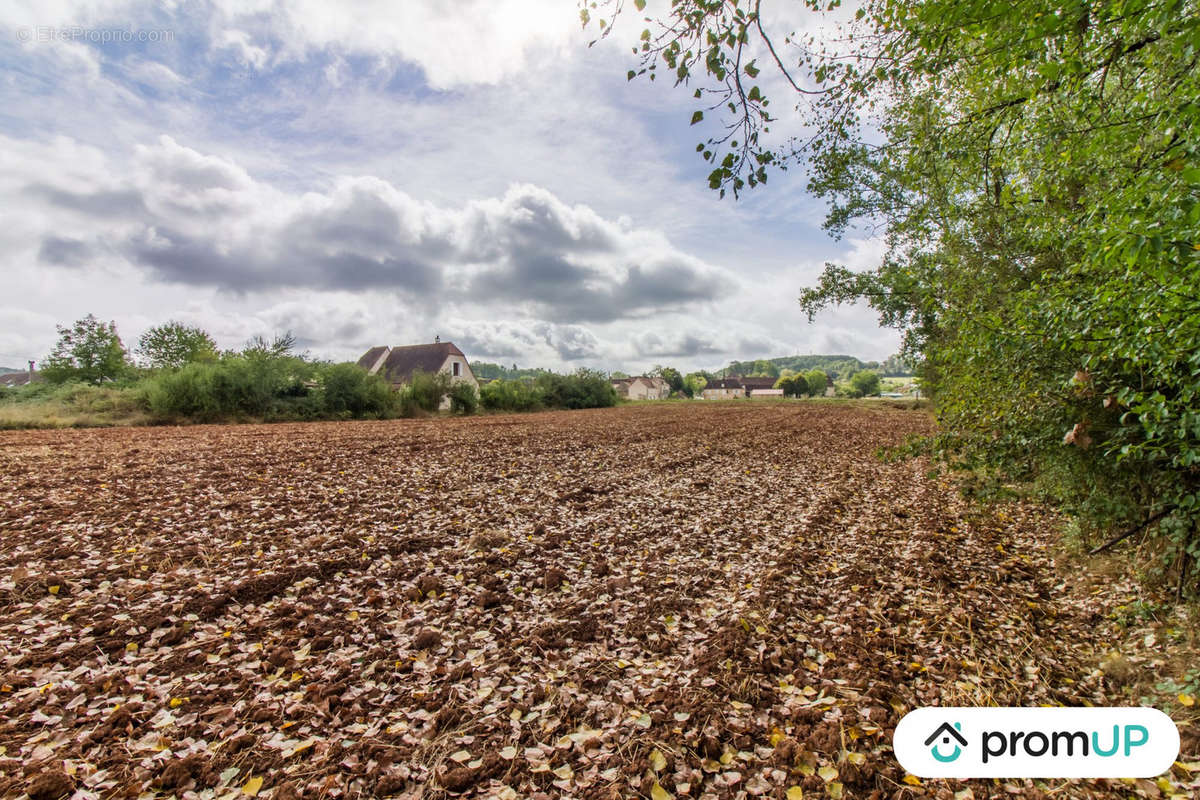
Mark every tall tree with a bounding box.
[137,321,217,369]
[42,314,129,384]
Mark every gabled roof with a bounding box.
[356,346,389,374]
[738,376,778,390]
[357,343,466,384]
[0,371,38,388]
[705,378,743,390]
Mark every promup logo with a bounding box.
[924,721,967,762]
[894,707,1179,778]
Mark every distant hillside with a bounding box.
[0,367,22,375]
[719,354,912,379]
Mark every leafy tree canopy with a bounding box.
[41,314,129,385]
[598,0,1200,579]
[137,320,217,369]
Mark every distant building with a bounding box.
[738,377,779,395]
[611,375,670,401]
[0,361,40,388]
[356,341,478,410]
[701,378,743,400]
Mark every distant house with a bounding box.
[612,375,670,401]
[0,361,40,388]
[739,377,779,397]
[356,341,478,410]
[701,378,743,400]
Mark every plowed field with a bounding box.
[0,403,1191,799]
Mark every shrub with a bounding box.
[321,363,396,418]
[535,369,616,410]
[144,355,318,421]
[480,379,542,412]
[448,381,479,415]
[850,370,881,397]
[399,370,451,416]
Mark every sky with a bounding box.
[0,0,899,375]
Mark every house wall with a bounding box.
[436,355,480,410]
[750,389,784,398]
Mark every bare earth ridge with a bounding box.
[0,403,1190,798]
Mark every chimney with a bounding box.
[28,360,35,381]
[434,335,440,343]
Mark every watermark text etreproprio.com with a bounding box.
[15,26,175,44]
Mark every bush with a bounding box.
[849,370,881,398]
[322,363,396,418]
[535,369,616,410]
[448,381,479,415]
[399,370,451,416]
[480,379,542,412]
[145,355,318,421]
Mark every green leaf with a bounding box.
[690,110,704,125]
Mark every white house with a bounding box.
[357,341,478,410]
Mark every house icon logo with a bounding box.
[924,722,967,762]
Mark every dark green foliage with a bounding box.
[448,381,479,415]
[400,370,452,415]
[849,371,881,398]
[480,370,616,412]
[480,379,542,412]
[775,375,803,397]
[321,363,396,418]
[535,369,617,410]
[652,365,685,395]
[724,355,868,380]
[470,362,553,382]
[144,355,319,421]
[611,0,1200,592]
[41,315,130,385]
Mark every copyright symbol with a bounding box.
[16,27,31,42]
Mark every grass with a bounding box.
[0,383,150,429]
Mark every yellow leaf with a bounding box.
[125,642,138,653]
[903,774,922,786]
[845,752,866,766]
[827,781,843,799]
[650,781,673,800]
[650,749,667,772]
[787,787,804,800]
[818,765,838,782]
[346,610,359,621]
[1179,694,1195,707]
[242,776,264,796]
[169,697,184,708]
[48,585,60,595]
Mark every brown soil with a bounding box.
[0,403,1193,798]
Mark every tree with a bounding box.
[41,314,129,384]
[804,370,828,399]
[775,375,802,397]
[598,0,1200,589]
[652,365,685,395]
[243,331,297,359]
[684,373,707,397]
[850,370,881,398]
[137,321,217,369]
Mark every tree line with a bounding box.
[5,315,616,423]
[600,0,1200,594]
